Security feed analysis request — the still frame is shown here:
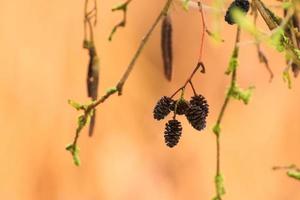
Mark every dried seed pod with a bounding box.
[225,0,250,25]
[161,15,173,81]
[153,96,174,120]
[185,95,209,131]
[170,99,190,115]
[164,119,182,148]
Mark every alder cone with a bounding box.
[153,96,173,120]
[185,95,209,131]
[186,106,207,131]
[190,95,209,113]
[170,99,190,115]
[164,119,182,148]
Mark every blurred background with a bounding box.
[0,0,300,199]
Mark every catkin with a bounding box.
[86,45,99,137]
[161,15,173,81]
[87,46,99,101]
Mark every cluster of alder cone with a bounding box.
[153,94,209,147]
[153,0,250,149]
[151,0,250,148]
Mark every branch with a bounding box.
[179,0,224,13]
[108,0,132,41]
[212,27,241,200]
[67,0,174,166]
[273,164,300,181]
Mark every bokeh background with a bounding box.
[0,0,300,199]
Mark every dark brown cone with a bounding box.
[186,106,207,131]
[170,99,190,115]
[164,119,182,148]
[153,96,174,120]
[190,95,209,113]
[185,95,209,131]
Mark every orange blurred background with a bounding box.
[0,0,300,199]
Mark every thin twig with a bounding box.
[197,1,206,62]
[252,3,274,81]
[84,0,97,42]
[109,0,132,41]
[273,164,298,171]
[189,80,197,96]
[168,2,207,101]
[179,0,224,12]
[169,62,205,98]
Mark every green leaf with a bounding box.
[282,1,292,9]
[212,174,225,200]
[68,100,83,111]
[112,2,128,11]
[230,85,255,105]
[86,108,95,125]
[106,87,118,94]
[270,28,286,52]
[213,123,221,136]
[283,70,292,89]
[182,0,191,11]
[73,149,81,166]
[65,144,74,151]
[225,48,238,75]
[76,114,87,134]
[287,170,300,180]
[66,144,81,166]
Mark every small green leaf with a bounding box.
[213,123,221,136]
[212,174,225,200]
[215,174,225,195]
[106,87,118,94]
[112,2,127,11]
[65,144,74,151]
[66,144,81,166]
[226,48,238,75]
[182,0,190,11]
[270,28,287,52]
[230,85,255,105]
[287,170,300,180]
[68,100,83,111]
[73,149,81,166]
[86,108,95,124]
[283,70,292,89]
[76,114,87,134]
[282,2,292,9]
